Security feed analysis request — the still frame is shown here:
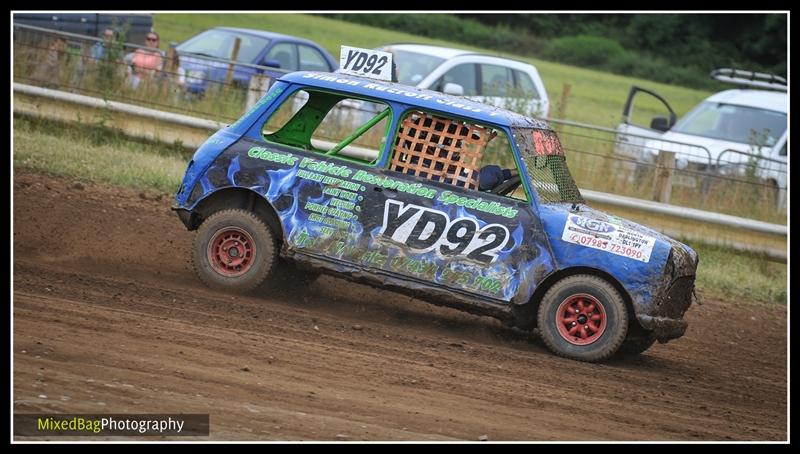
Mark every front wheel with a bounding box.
[537,274,628,362]
[192,209,278,293]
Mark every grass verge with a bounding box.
[12,114,786,305]
[13,115,186,194]
[688,240,787,306]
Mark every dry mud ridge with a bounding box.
[13,169,787,441]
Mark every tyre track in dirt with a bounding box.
[13,169,787,440]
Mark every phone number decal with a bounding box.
[561,215,655,263]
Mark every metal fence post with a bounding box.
[246,74,271,110]
[652,150,675,203]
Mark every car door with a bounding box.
[426,63,479,96]
[260,42,298,81]
[359,108,553,303]
[263,42,298,71]
[298,44,332,72]
[232,84,547,304]
[615,86,678,160]
[476,63,514,112]
[512,69,548,118]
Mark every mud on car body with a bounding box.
[173,68,699,362]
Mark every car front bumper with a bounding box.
[641,273,697,342]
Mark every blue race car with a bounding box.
[175,27,337,94]
[172,65,698,362]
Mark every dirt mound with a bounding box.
[13,169,787,440]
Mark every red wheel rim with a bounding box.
[555,293,607,346]
[207,227,256,277]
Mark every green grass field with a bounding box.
[153,13,711,127]
[12,114,786,305]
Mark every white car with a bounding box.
[377,44,550,118]
[615,69,787,208]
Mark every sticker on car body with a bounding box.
[561,215,655,263]
[380,200,511,265]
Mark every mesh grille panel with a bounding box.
[391,111,494,190]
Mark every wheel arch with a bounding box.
[514,266,638,331]
[189,188,283,245]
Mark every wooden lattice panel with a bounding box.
[391,111,493,190]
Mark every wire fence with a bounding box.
[13,24,787,223]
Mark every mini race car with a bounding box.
[173,48,698,362]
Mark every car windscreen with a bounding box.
[177,30,270,64]
[671,101,787,147]
[513,127,583,204]
[390,49,446,85]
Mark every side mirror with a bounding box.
[443,82,464,96]
[263,59,281,68]
[650,116,672,132]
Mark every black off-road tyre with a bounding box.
[192,209,278,294]
[537,274,628,362]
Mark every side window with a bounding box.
[265,43,298,71]
[480,64,513,97]
[388,110,527,201]
[513,69,541,100]
[234,35,271,63]
[779,143,787,157]
[298,45,329,71]
[262,89,391,165]
[433,64,478,96]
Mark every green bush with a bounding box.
[543,35,626,67]
[325,14,535,56]
[328,14,784,92]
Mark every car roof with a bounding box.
[213,27,324,48]
[385,44,473,59]
[705,89,787,113]
[279,71,550,130]
[382,43,533,66]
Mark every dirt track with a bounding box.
[13,169,787,441]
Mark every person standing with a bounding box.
[126,31,163,89]
[31,35,66,88]
[90,27,115,62]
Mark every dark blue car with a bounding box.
[172,71,699,362]
[175,27,338,94]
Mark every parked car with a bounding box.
[13,13,153,45]
[377,43,550,118]
[615,69,787,208]
[172,58,698,362]
[175,27,337,94]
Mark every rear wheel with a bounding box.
[192,209,278,293]
[537,274,628,362]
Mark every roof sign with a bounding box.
[339,46,393,82]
